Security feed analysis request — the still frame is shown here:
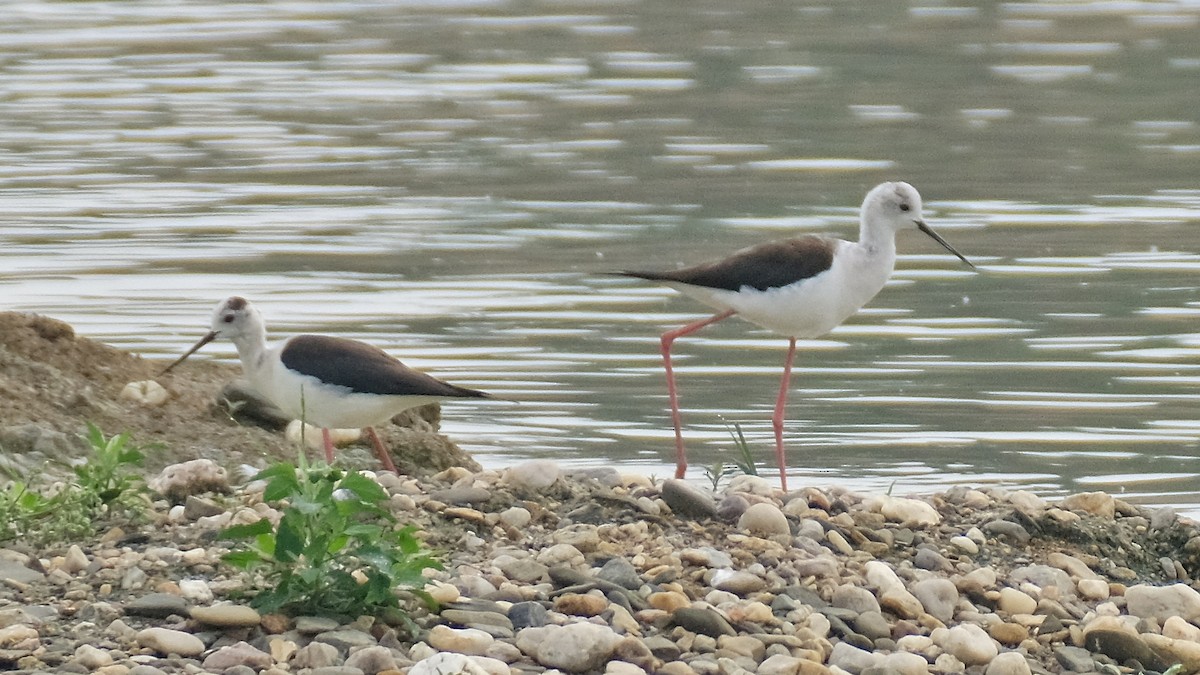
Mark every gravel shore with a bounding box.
[2,461,1199,675]
[3,312,1200,675]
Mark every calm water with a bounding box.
[2,0,1199,513]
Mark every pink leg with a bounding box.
[321,427,336,464]
[365,426,400,474]
[660,309,736,479]
[771,338,798,492]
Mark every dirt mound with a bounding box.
[0,311,478,477]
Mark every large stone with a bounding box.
[516,623,622,672]
[344,645,398,675]
[672,607,736,637]
[1060,492,1115,518]
[910,578,959,623]
[1125,583,1200,623]
[1142,634,1200,674]
[428,625,494,655]
[149,459,230,502]
[997,588,1037,615]
[736,503,790,536]
[1085,630,1168,670]
[201,641,272,671]
[660,479,717,519]
[410,653,490,675]
[934,624,998,666]
[985,652,1032,675]
[828,641,880,674]
[831,584,881,614]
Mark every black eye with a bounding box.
[223,314,235,323]
[899,203,911,212]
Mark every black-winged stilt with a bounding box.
[621,181,975,491]
[163,296,492,473]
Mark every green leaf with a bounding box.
[222,550,265,568]
[338,472,388,503]
[274,516,305,562]
[221,518,274,540]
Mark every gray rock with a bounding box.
[914,547,953,572]
[829,641,880,674]
[911,578,959,623]
[124,593,190,618]
[430,486,492,505]
[221,667,257,675]
[183,495,226,520]
[673,607,736,637]
[315,629,378,653]
[309,668,366,675]
[717,494,750,521]
[201,641,272,671]
[660,479,717,519]
[852,611,893,641]
[1084,629,1167,671]
[565,467,622,486]
[293,642,342,669]
[295,616,341,634]
[508,601,549,629]
[496,556,549,584]
[128,666,170,675]
[597,557,642,590]
[982,519,1031,544]
[343,645,397,675]
[832,585,881,614]
[0,559,45,585]
[441,609,514,631]
[1054,646,1096,672]
[1125,583,1200,622]
[643,635,682,661]
[1010,565,1074,596]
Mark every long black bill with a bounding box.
[161,331,218,375]
[917,220,976,269]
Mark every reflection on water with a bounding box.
[1,0,1199,514]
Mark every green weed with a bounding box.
[0,423,152,545]
[221,457,442,623]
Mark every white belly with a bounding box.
[669,243,894,338]
[252,352,437,429]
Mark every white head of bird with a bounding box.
[161,296,266,373]
[861,181,974,268]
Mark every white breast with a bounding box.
[669,241,895,338]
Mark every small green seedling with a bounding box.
[222,457,441,623]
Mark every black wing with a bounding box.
[281,334,491,399]
[621,236,836,292]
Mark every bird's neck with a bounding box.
[857,222,897,259]
[230,332,269,375]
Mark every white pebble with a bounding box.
[120,380,170,407]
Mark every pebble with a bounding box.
[554,592,609,616]
[505,460,561,489]
[934,623,998,666]
[660,479,718,519]
[410,652,491,675]
[201,641,272,670]
[293,642,341,669]
[135,627,205,657]
[516,623,622,672]
[997,588,1037,615]
[190,603,261,627]
[344,645,398,675]
[985,652,1032,675]
[910,578,959,623]
[124,593,190,618]
[429,625,495,655]
[673,607,736,637]
[1060,492,1115,519]
[736,503,790,536]
[74,644,115,669]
